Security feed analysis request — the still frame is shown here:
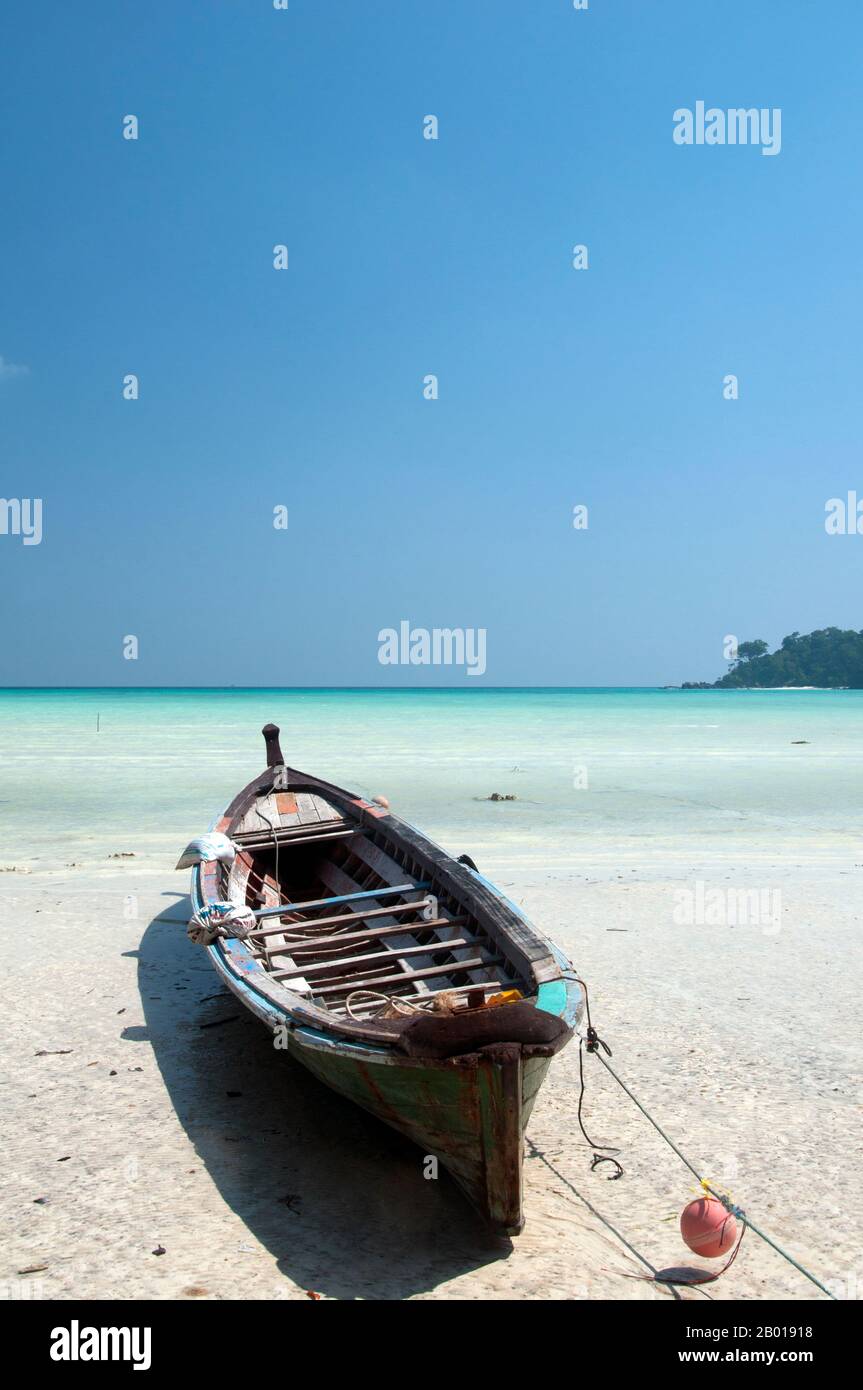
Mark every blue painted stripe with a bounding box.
[536,979,568,1017]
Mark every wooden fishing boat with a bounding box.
[180,724,582,1234]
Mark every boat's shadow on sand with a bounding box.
[138,897,510,1299]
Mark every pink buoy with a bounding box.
[680,1197,738,1258]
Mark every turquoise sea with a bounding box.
[1,688,861,875]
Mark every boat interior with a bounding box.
[223,787,533,1022]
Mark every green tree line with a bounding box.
[682,628,863,688]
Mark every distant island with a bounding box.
[681,627,863,689]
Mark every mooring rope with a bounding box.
[565,973,837,1300]
[576,1037,623,1177]
[344,989,435,1020]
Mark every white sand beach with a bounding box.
[2,851,857,1302]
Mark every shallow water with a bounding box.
[0,687,861,872]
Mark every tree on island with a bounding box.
[682,627,863,689]
[731,639,769,666]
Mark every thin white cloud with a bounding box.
[0,355,29,381]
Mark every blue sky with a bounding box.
[1,0,861,686]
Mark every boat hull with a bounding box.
[186,732,583,1233]
[287,1025,549,1233]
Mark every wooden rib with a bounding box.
[257,915,470,956]
[253,882,430,922]
[341,836,498,996]
[315,956,503,996]
[249,899,438,941]
[272,937,477,981]
[312,858,439,1001]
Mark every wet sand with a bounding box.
[2,854,857,1301]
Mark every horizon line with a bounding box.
[0,684,676,692]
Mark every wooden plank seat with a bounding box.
[272,937,482,981]
[251,882,432,923]
[233,819,348,844]
[320,838,505,1000]
[315,957,505,996]
[255,915,470,956]
[250,900,441,942]
[234,828,357,851]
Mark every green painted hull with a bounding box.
[289,1031,550,1233]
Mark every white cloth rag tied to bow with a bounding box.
[175,831,237,871]
[187,901,257,946]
